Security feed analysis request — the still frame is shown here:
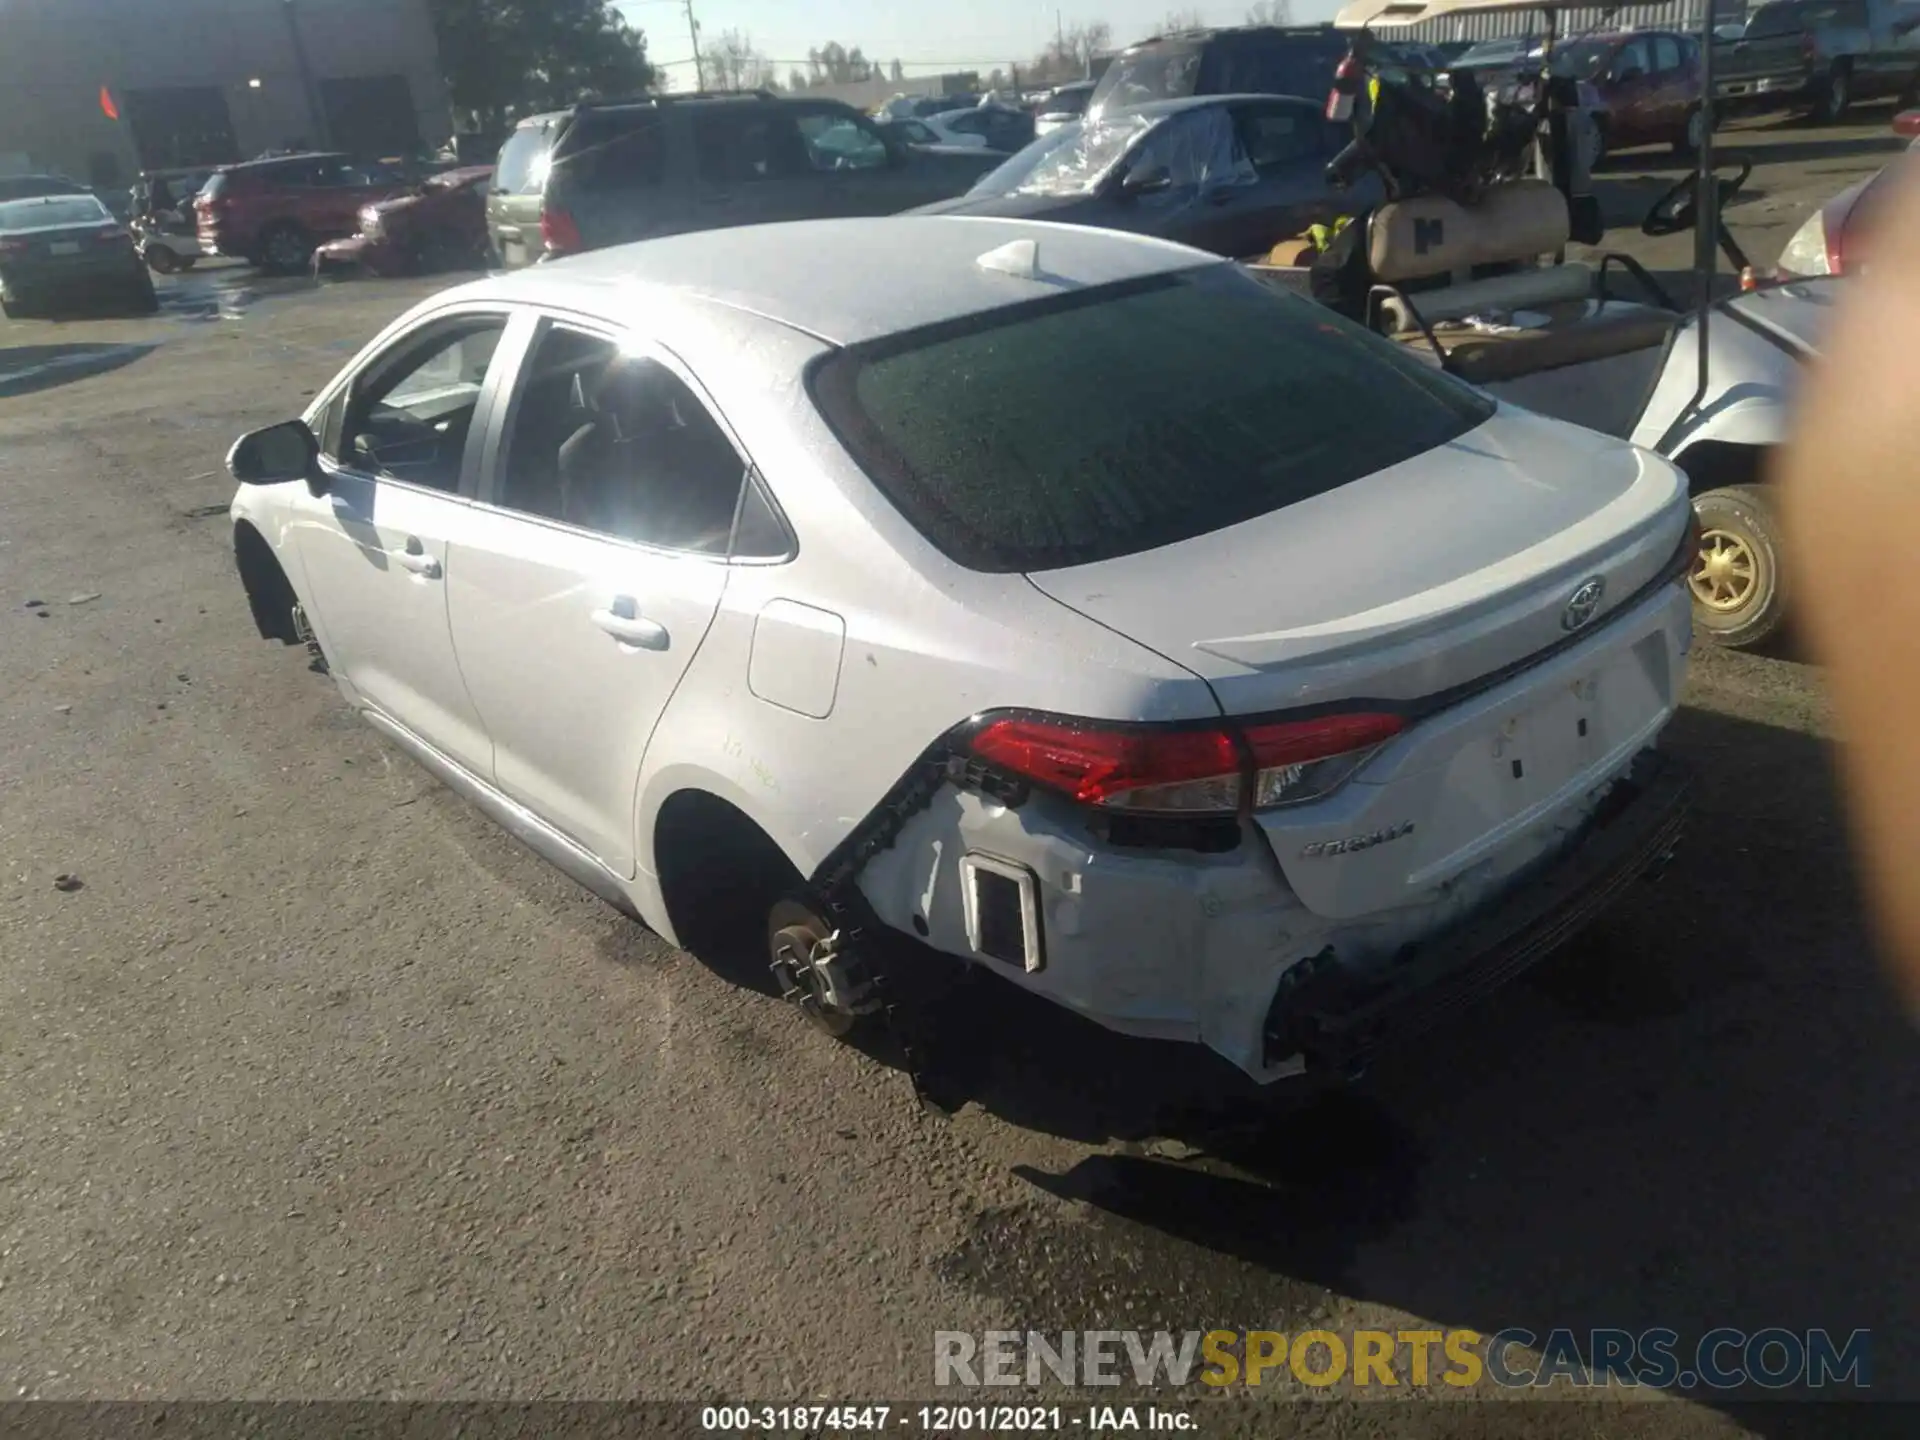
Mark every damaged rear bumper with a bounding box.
[1263,747,1690,1076]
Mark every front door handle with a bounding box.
[592,597,669,650]
[393,537,440,578]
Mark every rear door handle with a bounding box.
[393,536,441,578]
[592,597,669,650]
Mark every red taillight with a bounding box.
[541,206,582,255]
[0,237,27,256]
[968,710,1403,815]
[94,225,125,244]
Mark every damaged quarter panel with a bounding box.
[630,315,1220,939]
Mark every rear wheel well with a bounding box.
[234,522,300,644]
[1673,440,1767,498]
[653,790,802,971]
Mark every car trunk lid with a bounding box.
[1026,406,1690,918]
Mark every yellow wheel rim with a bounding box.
[1690,527,1759,612]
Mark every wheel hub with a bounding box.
[770,919,873,1037]
[1689,528,1757,612]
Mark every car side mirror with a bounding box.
[1118,164,1173,198]
[228,419,326,496]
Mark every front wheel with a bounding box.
[1690,485,1789,650]
[144,242,181,275]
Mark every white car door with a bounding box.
[293,310,513,777]
[447,316,774,877]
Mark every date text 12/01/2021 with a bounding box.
[700,1405,1196,1432]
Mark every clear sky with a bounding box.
[617,0,1343,86]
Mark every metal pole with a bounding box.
[1696,0,1717,387]
[281,0,327,148]
[686,0,706,90]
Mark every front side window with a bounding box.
[494,326,750,555]
[797,112,889,170]
[809,265,1494,574]
[336,318,506,491]
[692,110,810,185]
[1613,40,1654,79]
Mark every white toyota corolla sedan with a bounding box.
[228,215,1695,1083]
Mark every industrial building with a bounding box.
[0,0,450,188]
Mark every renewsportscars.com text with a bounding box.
[934,1327,1871,1391]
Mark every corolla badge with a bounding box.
[1561,576,1606,632]
[1301,821,1415,859]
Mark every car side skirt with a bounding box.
[359,706,643,921]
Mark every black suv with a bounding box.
[1087,24,1352,122]
[486,90,1002,268]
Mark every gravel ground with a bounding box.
[1,113,1913,1438]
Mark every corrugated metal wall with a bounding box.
[1405,0,1747,43]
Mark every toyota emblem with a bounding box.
[1561,577,1606,632]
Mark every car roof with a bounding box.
[219,151,348,172]
[1120,23,1342,50]
[1107,92,1325,119]
[470,216,1219,347]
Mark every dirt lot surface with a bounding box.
[1,112,1913,1437]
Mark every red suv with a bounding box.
[196,153,411,274]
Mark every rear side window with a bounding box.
[1201,37,1347,102]
[494,124,553,195]
[693,109,811,183]
[1092,44,1206,113]
[495,325,750,555]
[809,265,1493,574]
[561,112,668,188]
[1745,2,1817,37]
[1234,103,1320,170]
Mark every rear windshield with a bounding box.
[0,196,110,229]
[809,265,1494,573]
[494,123,552,195]
[0,176,87,202]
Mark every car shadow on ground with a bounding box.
[1708,127,1909,170]
[0,342,156,398]
[862,704,1920,1415]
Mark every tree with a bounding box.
[1033,19,1112,85]
[1246,0,1294,22]
[890,58,906,82]
[1162,7,1208,31]
[804,41,877,86]
[788,67,810,92]
[429,0,653,132]
[707,29,776,91]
